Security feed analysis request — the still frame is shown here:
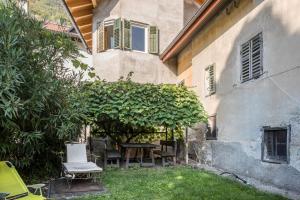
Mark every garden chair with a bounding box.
[156,140,177,167]
[61,142,102,184]
[0,161,46,200]
[90,137,121,169]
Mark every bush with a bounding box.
[0,1,90,177]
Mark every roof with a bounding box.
[160,0,231,62]
[61,0,97,53]
[43,21,70,32]
[43,21,80,38]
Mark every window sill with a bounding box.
[206,137,217,141]
[131,49,148,54]
[262,159,288,165]
[241,76,262,84]
[240,71,268,84]
[98,49,151,55]
[205,93,216,98]
[97,48,120,53]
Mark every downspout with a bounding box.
[60,0,92,54]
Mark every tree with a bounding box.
[0,1,91,176]
[82,76,207,144]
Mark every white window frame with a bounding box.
[131,21,148,53]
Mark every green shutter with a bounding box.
[97,21,105,52]
[205,65,216,95]
[149,26,159,54]
[113,18,122,49]
[209,65,216,94]
[123,19,131,50]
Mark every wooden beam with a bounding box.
[72,8,92,18]
[78,24,92,32]
[83,34,92,41]
[82,32,92,37]
[195,0,206,4]
[85,39,92,44]
[92,0,97,8]
[70,3,93,13]
[66,0,92,8]
[75,14,93,22]
[76,16,93,26]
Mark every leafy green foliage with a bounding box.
[0,1,90,176]
[79,167,286,200]
[82,76,207,143]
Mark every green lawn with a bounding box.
[79,167,285,200]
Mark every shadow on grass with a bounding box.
[77,167,286,200]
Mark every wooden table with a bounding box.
[120,143,158,168]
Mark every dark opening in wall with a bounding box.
[206,114,217,140]
[262,126,290,164]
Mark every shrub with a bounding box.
[0,1,91,177]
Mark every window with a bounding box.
[204,64,216,96]
[97,20,116,52]
[132,25,146,52]
[105,25,114,49]
[206,115,217,140]
[240,33,263,82]
[262,126,290,164]
[97,19,158,54]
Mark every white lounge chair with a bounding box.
[62,143,102,183]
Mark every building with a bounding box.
[63,0,300,194]
[162,0,300,193]
[62,0,204,83]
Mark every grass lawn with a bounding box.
[78,166,285,200]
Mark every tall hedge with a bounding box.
[0,1,91,176]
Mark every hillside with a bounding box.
[29,0,71,25]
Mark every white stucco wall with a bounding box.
[92,0,184,83]
[179,0,300,191]
[64,41,93,81]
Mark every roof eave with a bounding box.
[160,0,230,62]
[61,0,92,54]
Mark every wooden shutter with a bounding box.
[97,21,105,52]
[205,65,216,95]
[149,26,159,54]
[241,33,263,82]
[240,41,251,82]
[251,33,263,78]
[123,19,132,50]
[113,18,122,49]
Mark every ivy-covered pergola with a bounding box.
[77,77,208,145]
